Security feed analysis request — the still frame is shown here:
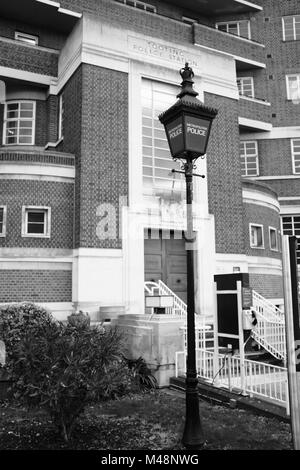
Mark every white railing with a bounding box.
[181,317,213,350]
[175,348,288,409]
[251,290,286,361]
[251,310,286,361]
[252,290,284,321]
[144,280,189,318]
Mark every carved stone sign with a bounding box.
[128,36,200,70]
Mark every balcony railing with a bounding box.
[160,0,262,15]
[0,36,58,77]
[193,23,265,67]
[238,95,272,127]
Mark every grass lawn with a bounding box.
[0,390,292,450]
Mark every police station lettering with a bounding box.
[187,123,207,136]
[169,124,182,139]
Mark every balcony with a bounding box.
[238,95,272,131]
[165,0,262,15]
[193,24,265,69]
[0,0,81,34]
[0,146,75,169]
[0,37,58,78]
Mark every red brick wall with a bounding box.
[193,22,265,64]
[46,95,59,143]
[0,180,74,249]
[258,178,300,199]
[244,202,281,259]
[59,0,193,45]
[0,17,66,50]
[238,98,271,124]
[0,270,72,303]
[60,64,128,249]
[258,139,293,176]
[260,0,300,127]
[56,67,82,247]
[0,38,58,76]
[35,100,47,146]
[249,273,283,299]
[205,93,245,255]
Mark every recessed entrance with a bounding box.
[144,229,187,302]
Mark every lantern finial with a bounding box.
[180,63,194,81]
[177,63,198,99]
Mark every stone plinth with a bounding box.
[114,314,185,387]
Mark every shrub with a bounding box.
[0,303,55,365]
[0,304,136,442]
[125,356,158,390]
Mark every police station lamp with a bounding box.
[159,64,218,450]
[158,63,217,161]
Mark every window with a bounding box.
[286,74,300,101]
[240,141,259,177]
[269,227,278,251]
[282,215,300,263]
[237,77,254,98]
[15,31,39,46]
[3,101,35,145]
[142,80,184,194]
[282,15,300,41]
[58,93,64,140]
[0,206,7,237]
[216,20,251,39]
[115,0,156,13]
[250,224,264,248]
[292,139,300,174]
[22,207,51,238]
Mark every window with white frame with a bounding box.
[250,224,264,248]
[292,139,300,174]
[269,227,278,251]
[22,207,51,238]
[240,141,259,177]
[286,74,300,101]
[15,31,39,45]
[58,93,64,140]
[142,79,185,195]
[282,215,300,263]
[0,206,7,237]
[282,15,300,41]
[115,0,156,13]
[237,77,254,98]
[3,101,35,145]
[216,20,251,39]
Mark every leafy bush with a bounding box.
[0,304,136,442]
[0,303,55,364]
[125,356,158,390]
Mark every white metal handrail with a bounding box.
[157,280,188,317]
[252,290,284,321]
[250,291,286,361]
[181,319,213,351]
[251,309,286,360]
[145,280,192,318]
[175,348,288,409]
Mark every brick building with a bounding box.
[0,0,298,331]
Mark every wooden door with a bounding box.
[144,230,187,302]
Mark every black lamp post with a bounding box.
[159,63,218,449]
